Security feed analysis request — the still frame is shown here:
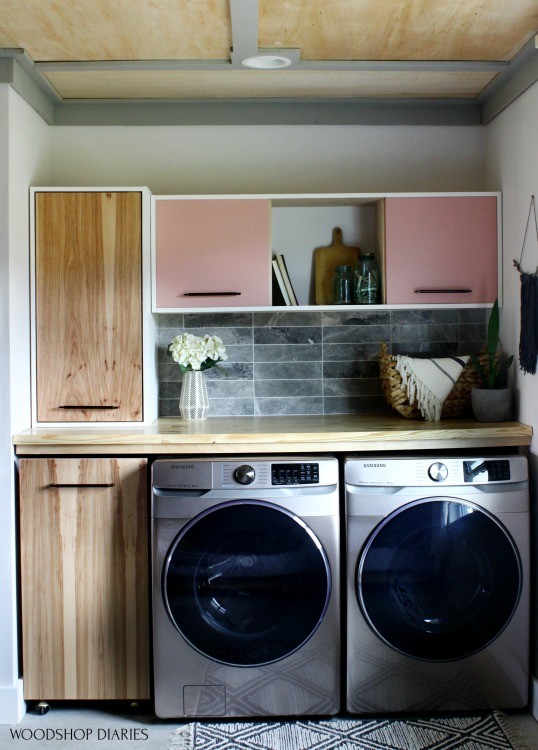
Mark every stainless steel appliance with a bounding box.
[152,457,340,718]
[345,455,529,713]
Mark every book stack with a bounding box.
[272,254,298,306]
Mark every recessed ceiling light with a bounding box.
[241,55,292,70]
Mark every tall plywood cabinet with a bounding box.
[34,190,144,422]
[19,458,150,701]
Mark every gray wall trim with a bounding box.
[480,35,538,124]
[52,99,482,126]
[35,58,506,74]
[11,59,55,124]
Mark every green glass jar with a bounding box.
[333,265,353,304]
[354,253,380,304]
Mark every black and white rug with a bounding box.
[170,713,530,750]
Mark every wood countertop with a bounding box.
[12,415,532,455]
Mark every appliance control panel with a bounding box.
[152,457,337,490]
[345,455,528,486]
[271,462,319,485]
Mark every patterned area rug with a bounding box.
[170,713,530,750]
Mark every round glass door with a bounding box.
[163,500,331,666]
[358,498,522,661]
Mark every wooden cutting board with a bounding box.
[314,227,361,304]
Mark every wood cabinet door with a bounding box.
[19,458,150,701]
[154,198,271,308]
[35,192,143,422]
[384,196,499,304]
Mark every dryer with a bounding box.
[152,457,340,718]
[345,455,529,713]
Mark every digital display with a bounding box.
[271,463,319,485]
[463,460,511,482]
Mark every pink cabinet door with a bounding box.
[384,196,498,304]
[154,198,271,308]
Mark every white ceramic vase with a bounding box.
[179,370,209,420]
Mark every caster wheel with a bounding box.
[35,702,50,715]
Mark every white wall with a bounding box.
[485,80,538,715]
[486,82,538,444]
[0,87,50,725]
[50,124,486,194]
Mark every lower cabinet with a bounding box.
[19,457,149,701]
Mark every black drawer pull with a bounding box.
[181,292,242,297]
[47,483,115,489]
[59,405,119,409]
[415,288,472,294]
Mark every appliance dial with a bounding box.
[428,462,448,482]
[234,464,256,485]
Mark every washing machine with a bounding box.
[151,457,340,718]
[345,455,529,713]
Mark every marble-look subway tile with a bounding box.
[254,311,322,327]
[255,379,322,398]
[166,326,253,345]
[391,323,459,343]
[157,308,484,418]
[323,324,391,344]
[209,398,255,416]
[323,396,390,414]
[323,360,380,379]
[323,342,383,361]
[158,362,182,381]
[322,309,391,325]
[458,323,487,342]
[391,341,460,357]
[155,313,184,328]
[159,399,182,417]
[323,378,383,397]
[390,309,458,325]
[255,397,323,416]
[254,344,322,362]
[254,361,323,380]
[208,380,254,398]
[254,326,322,345]
[159,382,181,400]
[459,308,487,324]
[183,312,253,327]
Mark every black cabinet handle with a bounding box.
[58,405,119,409]
[47,483,115,488]
[415,288,472,294]
[181,292,241,297]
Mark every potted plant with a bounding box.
[470,299,514,421]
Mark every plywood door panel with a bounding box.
[154,198,271,308]
[35,191,143,422]
[19,458,149,700]
[384,196,498,304]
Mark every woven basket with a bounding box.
[379,342,486,419]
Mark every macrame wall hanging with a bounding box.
[513,195,538,375]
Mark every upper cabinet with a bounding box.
[384,195,499,305]
[151,193,500,312]
[153,197,272,310]
[33,190,145,423]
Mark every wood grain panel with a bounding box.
[0,0,231,61]
[19,458,149,700]
[12,415,533,456]
[44,69,496,100]
[260,0,538,62]
[35,191,143,422]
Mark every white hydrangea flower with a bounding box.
[168,332,228,373]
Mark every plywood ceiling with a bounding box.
[0,0,536,102]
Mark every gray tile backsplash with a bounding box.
[156,308,487,417]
